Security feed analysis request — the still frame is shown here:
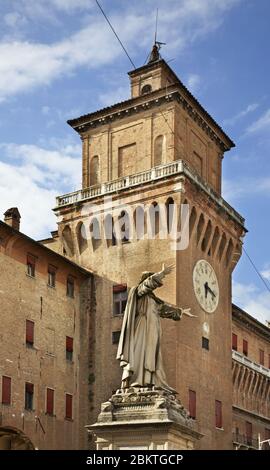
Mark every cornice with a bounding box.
[232,304,270,341]
[68,86,234,152]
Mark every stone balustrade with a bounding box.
[55,159,245,227]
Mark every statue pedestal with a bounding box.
[87,388,202,450]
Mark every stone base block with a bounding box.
[87,387,203,450]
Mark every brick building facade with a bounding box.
[0,212,94,450]
[232,304,270,449]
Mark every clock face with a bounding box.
[193,260,219,313]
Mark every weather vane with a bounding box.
[148,9,166,63]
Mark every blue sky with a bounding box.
[0,0,269,324]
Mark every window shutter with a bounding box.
[243,339,248,356]
[189,390,196,419]
[2,376,11,405]
[26,320,34,344]
[259,349,264,366]
[66,394,73,419]
[232,333,238,351]
[46,388,54,415]
[215,400,222,428]
[113,284,127,293]
[66,336,73,352]
[26,382,34,394]
[246,421,252,442]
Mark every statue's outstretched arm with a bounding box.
[155,263,175,281]
[137,264,175,296]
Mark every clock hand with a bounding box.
[204,282,209,299]
[208,286,216,299]
[204,282,216,300]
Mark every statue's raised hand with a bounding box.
[182,308,197,318]
[160,263,175,277]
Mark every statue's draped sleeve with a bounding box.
[137,273,182,321]
[137,273,163,297]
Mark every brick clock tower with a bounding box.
[52,47,246,449]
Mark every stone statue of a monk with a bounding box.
[117,264,196,392]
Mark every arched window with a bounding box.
[218,233,227,261]
[196,213,205,246]
[154,135,166,166]
[104,214,117,247]
[226,239,234,267]
[90,155,100,186]
[201,220,212,252]
[90,217,102,251]
[141,84,152,95]
[134,206,145,240]
[118,211,130,243]
[149,202,160,237]
[62,225,74,256]
[76,222,88,254]
[189,207,197,236]
[211,227,220,255]
[165,197,175,234]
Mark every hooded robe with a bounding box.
[117,272,182,391]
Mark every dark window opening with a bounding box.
[46,388,54,415]
[202,337,209,350]
[243,339,248,357]
[232,333,238,351]
[26,320,34,347]
[119,211,130,243]
[2,376,11,405]
[25,382,34,410]
[67,276,75,298]
[65,394,73,420]
[246,421,252,446]
[27,254,36,277]
[259,349,265,366]
[141,84,152,95]
[189,389,196,419]
[113,285,128,315]
[112,331,121,344]
[48,266,56,287]
[215,400,222,429]
[66,336,73,361]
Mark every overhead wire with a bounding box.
[95,0,136,69]
[95,1,174,135]
[243,247,270,294]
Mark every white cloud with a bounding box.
[4,12,27,28]
[223,103,259,127]
[261,269,270,281]
[233,280,270,324]
[48,0,93,11]
[4,0,93,26]
[0,143,81,238]
[186,74,201,93]
[0,23,122,102]
[223,176,270,202]
[41,106,50,115]
[0,0,242,102]
[246,108,270,134]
